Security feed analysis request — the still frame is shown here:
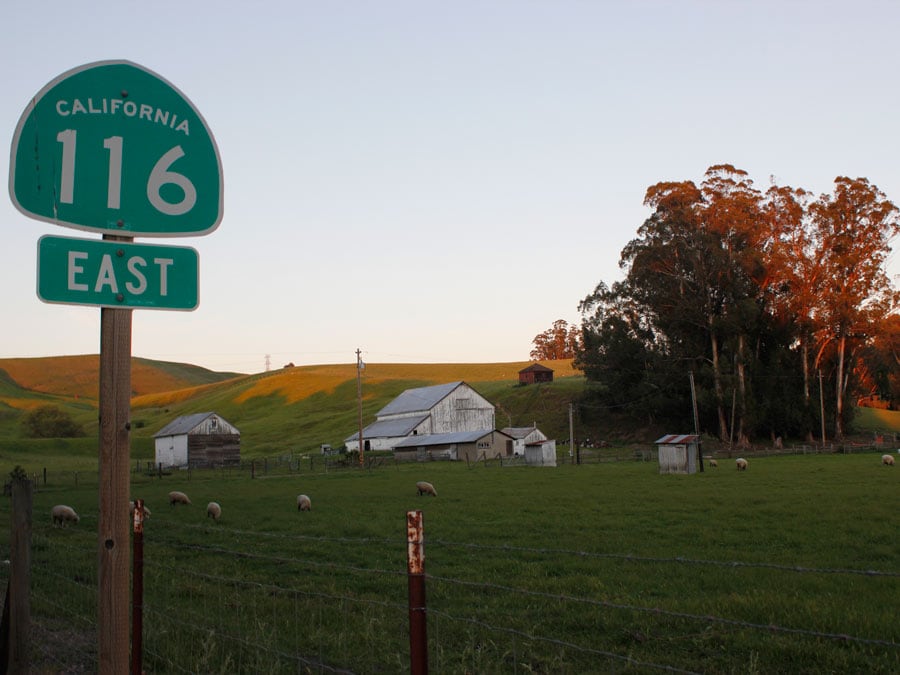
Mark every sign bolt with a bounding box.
[116,220,124,227]
[116,293,124,302]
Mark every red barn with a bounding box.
[518,363,554,385]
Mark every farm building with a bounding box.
[345,381,495,452]
[501,425,549,456]
[393,429,513,462]
[153,412,240,469]
[655,434,700,474]
[518,363,554,385]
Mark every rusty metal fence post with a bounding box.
[131,499,145,675]
[407,510,428,674]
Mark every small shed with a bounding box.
[655,434,700,474]
[518,363,554,385]
[154,412,240,469]
[524,440,557,467]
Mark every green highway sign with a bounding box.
[37,235,199,310]
[10,60,223,237]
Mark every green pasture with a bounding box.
[3,451,897,673]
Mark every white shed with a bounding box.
[655,434,700,474]
[154,412,240,469]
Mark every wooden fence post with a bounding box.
[407,510,428,674]
[8,479,33,673]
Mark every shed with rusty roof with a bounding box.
[655,434,700,474]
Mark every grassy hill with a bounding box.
[1,355,898,470]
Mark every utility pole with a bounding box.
[568,403,575,465]
[356,349,365,467]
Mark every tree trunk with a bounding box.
[710,330,729,441]
[834,334,846,439]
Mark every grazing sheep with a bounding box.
[168,491,192,506]
[416,481,437,497]
[51,504,79,527]
[736,458,749,471]
[708,459,718,468]
[883,454,895,466]
[207,501,222,521]
[129,501,152,519]
[297,494,312,512]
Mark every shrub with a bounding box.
[21,405,85,439]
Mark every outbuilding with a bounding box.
[393,430,513,463]
[518,363,554,385]
[655,434,700,474]
[154,412,240,469]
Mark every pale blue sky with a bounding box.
[3,1,899,373]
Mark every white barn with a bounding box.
[154,412,240,469]
[345,381,495,452]
[501,426,548,456]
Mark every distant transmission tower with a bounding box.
[265,354,271,371]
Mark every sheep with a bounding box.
[416,481,437,497]
[129,501,152,519]
[207,501,222,521]
[708,459,718,468]
[736,458,749,471]
[297,494,312,512]
[51,504,79,527]
[882,454,895,466]
[168,491,192,506]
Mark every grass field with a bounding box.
[6,450,898,673]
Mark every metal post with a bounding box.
[407,510,428,675]
[131,499,145,675]
[98,280,133,674]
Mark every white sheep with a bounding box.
[416,481,437,497]
[708,459,718,468]
[297,494,312,512]
[207,501,222,521]
[882,454,895,466]
[129,501,152,519]
[51,504,79,527]
[735,458,749,471]
[168,491,192,506]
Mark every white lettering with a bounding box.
[67,251,89,291]
[94,254,118,293]
[52,97,190,135]
[126,257,148,294]
[153,258,174,296]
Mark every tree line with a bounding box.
[567,164,899,443]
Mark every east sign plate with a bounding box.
[38,235,199,310]
[10,60,223,237]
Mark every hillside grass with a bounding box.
[9,452,899,673]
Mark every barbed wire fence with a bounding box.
[10,509,898,673]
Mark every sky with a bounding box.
[2,1,899,374]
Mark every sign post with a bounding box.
[9,60,222,673]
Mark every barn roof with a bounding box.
[344,415,429,442]
[654,434,700,445]
[519,363,554,373]
[394,429,501,448]
[501,426,538,439]
[377,381,466,416]
[154,412,227,438]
